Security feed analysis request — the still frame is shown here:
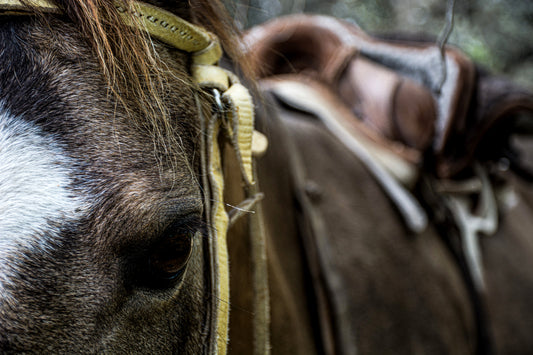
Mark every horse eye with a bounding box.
[149,232,194,280]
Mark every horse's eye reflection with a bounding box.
[148,232,194,281]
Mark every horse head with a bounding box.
[0,0,244,352]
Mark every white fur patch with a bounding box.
[0,106,84,292]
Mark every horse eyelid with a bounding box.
[161,214,203,240]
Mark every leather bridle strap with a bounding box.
[0,1,269,354]
[1,0,223,65]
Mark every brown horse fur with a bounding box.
[3,1,533,354]
[0,1,222,352]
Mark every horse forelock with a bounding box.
[38,0,245,117]
[31,0,250,176]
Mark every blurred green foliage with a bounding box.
[223,0,533,88]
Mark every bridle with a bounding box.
[0,1,269,354]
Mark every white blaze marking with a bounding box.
[0,106,84,292]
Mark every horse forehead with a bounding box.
[0,106,84,262]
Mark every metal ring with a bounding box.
[212,88,224,113]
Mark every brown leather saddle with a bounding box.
[245,16,533,355]
[244,14,533,179]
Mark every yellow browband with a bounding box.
[0,1,266,354]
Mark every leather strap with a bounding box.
[438,165,498,292]
[0,0,223,65]
[0,0,59,13]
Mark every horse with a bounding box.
[1,1,533,354]
[0,1,233,353]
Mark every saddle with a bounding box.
[243,15,533,179]
[245,15,533,355]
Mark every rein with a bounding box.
[0,1,269,354]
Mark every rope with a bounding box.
[436,0,457,93]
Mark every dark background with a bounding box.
[223,0,533,89]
